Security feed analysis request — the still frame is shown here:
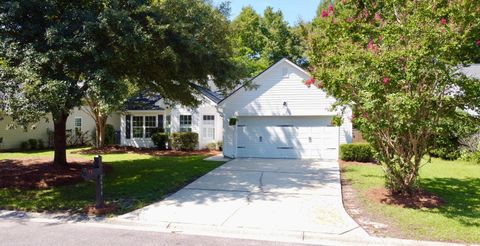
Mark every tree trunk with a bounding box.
[53,112,69,167]
[96,119,106,148]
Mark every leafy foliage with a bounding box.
[340,143,374,162]
[28,139,38,150]
[171,132,198,151]
[104,124,116,146]
[308,0,480,194]
[229,6,304,76]
[429,112,479,160]
[206,142,220,151]
[151,133,169,150]
[0,0,242,165]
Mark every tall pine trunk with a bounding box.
[53,112,69,167]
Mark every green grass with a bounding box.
[0,148,224,214]
[342,158,480,243]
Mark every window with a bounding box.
[202,115,215,139]
[132,116,143,138]
[145,116,157,138]
[180,115,192,132]
[74,117,82,136]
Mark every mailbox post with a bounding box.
[81,155,105,209]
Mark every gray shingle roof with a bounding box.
[125,92,164,110]
[125,85,225,110]
[459,64,480,79]
[191,84,224,104]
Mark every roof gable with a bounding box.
[218,58,310,105]
[218,58,338,116]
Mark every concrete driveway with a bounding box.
[119,158,365,237]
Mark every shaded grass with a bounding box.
[342,159,480,243]
[0,148,224,214]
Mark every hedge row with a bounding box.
[151,132,199,151]
[339,143,374,162]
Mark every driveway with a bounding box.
[119,158,365,236]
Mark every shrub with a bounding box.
[47,129,54,148]
[217,141,223,151]
[206,142,217,151]
[151,127,165,135]
[340,143,374,162]
[37,139,45,149]
[171,132,198,151]
[105,124,116,146]
[20,141,29,150]
[152,133,169,150]
[429,147,461,160]
[28,139,38,150]
[460,149,480,164]
[429,133,462,160]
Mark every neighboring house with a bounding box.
[218,58,353,159]
[0,108,120,150]
[0,85,224,150]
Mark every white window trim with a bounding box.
[132,116,144,139]
[180,114,192,132]
[74,117,82,136]
[130,115,158,139]
[144,116,157,138]
[202,115,215,140]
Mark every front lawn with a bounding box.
[0,148,224,214]
[342,158,480,243]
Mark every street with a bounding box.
[0,219,312,246]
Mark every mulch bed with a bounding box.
[72,145,220,157]
[84,203,117,216]
[0,157,113,189]
[338,160,379,166]
[339,161,445,238]
[365,187,445,209]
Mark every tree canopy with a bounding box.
[0,0,243,166]
[307,0,480,194]
[229,6,304,76]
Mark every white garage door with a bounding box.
[236,116,339,159]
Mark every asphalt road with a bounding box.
[0,220,313,246]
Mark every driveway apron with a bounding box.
[119,158,364,236]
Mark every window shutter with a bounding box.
[158,115,164,129]
[126,115,131,139]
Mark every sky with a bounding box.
[212,0,322,25]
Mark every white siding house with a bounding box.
[218,58,352,160]
[119,95,223,149]
[0,106,120,150]
[0,86,224,150]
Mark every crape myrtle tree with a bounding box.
[0,0,242,166]
[83,79,136,148]
[307,0,480,194]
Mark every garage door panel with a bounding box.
[235,117,339,159]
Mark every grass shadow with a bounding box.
[421,177,480,227]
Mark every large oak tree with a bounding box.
[0,0,242,166]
